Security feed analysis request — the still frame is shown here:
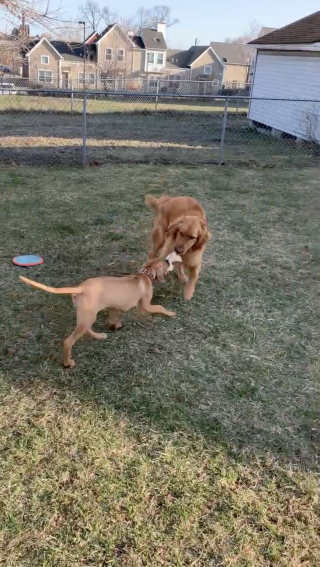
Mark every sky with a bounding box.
[3,0,320,48]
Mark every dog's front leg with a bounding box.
[140,298,176,317]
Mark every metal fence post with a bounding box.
[155,79,160,111]
[71,83,74,114]
[82,91,87,167]
[219,97,229,165]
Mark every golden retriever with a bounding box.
[19,256,179,368]
[145,194,211,300]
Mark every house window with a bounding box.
[41,55,49,65]
[147,52,154,64]
[157,52,164,65]
[38,70,53,83]
[78,72,85,85]
[117,49,124,61]
[88,72,95,85]
[203,65,212,75]
[105,48,113,61]
[148,75,158,87]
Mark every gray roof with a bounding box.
[187,46,210,65]
[249,11,320,45]
[258,27,278,38]
[210,41,253,65]
[167,46,211,69]
[167,49,192,69]
[140,28,167,50]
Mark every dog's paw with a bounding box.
[63,359,75,368]
[183,283,195,301]
[178,273,189,283]
[168,311,177,317]
[109,322,123,331]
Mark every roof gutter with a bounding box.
[250,43,320,51]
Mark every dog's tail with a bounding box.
[145,194,160,212]
[19,276,83,295]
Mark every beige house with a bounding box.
[23,22,168,88]
[165,42,253,87]
[166,45,224,83]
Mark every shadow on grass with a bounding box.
[1,162,319,474]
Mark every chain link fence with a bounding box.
[0,75,250,96]
[0,88,319,167]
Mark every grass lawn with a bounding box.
[0,94,248,114]
[0,163,319,566]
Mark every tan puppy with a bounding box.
[19,256,179,368]
[145,194,211,300]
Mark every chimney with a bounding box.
[156,22,166,39]
[127,31,134,37]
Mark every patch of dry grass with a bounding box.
[0,163,319,566]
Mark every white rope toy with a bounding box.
[165,251,182,272]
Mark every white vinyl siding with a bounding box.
[249,51,320,142]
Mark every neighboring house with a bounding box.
[0,30,24,75]
[248,11,320,143]
[166,45,224,85]
[210,42,253,85]
[165,41,256,88]
[22,22,168,87]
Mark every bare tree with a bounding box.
[101,6,117,28]
[52,23,83,42]
[133,5,178,34]
[78,0,102,32]
[225,20,261,44]
[147,5,178,28]
[0,0,65,32]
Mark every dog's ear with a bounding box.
[165,220,180,236]
[196,223,211,247]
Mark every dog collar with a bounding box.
[139,268,155,282]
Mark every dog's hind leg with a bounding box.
[108,309,123,330]
[63,310,96,368]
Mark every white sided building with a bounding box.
[248,12,320,143]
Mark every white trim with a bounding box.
[157,52,164,65]
[190,46,224,68]
[38,69,53,83]
[250,43,320,51]
[41,55,49,65]
[96,23,136,47]
[27,37,63,59]
[105,47,113,61]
